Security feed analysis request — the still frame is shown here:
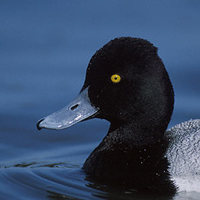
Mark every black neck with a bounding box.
[83,122,176,194]
[107,120,167,146]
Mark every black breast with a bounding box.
[83,132,176,195]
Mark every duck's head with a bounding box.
[37,37,174,138]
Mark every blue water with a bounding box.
[0,0,200,199]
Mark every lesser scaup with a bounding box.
[37,37,200,195]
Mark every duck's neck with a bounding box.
[83,122,176,194]
[107,121,167,146]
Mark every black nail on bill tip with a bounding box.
[36,118,44,130]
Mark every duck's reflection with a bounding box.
[85,178,174,200]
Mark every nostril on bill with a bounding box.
[70,104,79,111]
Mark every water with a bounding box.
[0,0,200,199]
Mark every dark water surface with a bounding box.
[1,0,200,199]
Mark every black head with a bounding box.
[82,37,174,135]
[38,37,174,139]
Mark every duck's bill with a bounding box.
[37,88,98,130]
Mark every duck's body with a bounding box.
[37,37,200,195]
[166,119,200,192]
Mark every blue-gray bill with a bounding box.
[37,88,99,130]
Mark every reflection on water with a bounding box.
[0,161,175,200]
[2,159,200,200]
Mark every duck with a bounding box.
[37,37,200,195]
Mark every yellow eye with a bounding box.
[111,74,121,83]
